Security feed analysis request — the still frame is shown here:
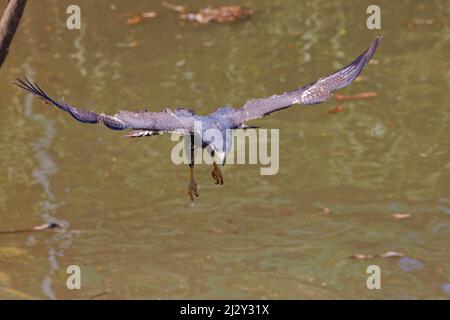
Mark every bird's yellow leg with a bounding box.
[188,164,199,201]
[211,162,224,185]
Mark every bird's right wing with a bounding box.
[231,35,382,125]
[14,78,196,137]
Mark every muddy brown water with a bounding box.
[0,0,449,299]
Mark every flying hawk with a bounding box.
[15,36,382,201]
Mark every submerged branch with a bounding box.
[0,222,62,235]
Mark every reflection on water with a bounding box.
[0,0,449,299]
[20,63,75,299]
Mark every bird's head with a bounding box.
[213,149,226,165]
[204,138,227,165]
[202,126,232,162]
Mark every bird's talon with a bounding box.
[211,166,224,185]
[188,180,199,201]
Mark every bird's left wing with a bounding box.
[14,78,196,137]
[231,35,382,125]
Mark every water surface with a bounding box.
[0,0,449,299]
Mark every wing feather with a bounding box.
[232,35,382,124]
[14,78,195,136]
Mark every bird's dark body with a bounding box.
[15,36,382,200]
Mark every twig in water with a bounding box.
[0,222,63,235]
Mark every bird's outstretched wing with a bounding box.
[14,78,196,137]
[232,35,382,125]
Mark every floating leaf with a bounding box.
[391,213,412,220]
[126,11,158,25]
[164,4,255,24]
[117,41,139,48]
[350,254,375,260]
[308,207,332,217]
[128,41,139,48]
[126,15,143,25]
[380,251,404,258]
[335,92,378,101]
[141,11,157,18]
[327,105,345,114]
[350,251,404,260]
